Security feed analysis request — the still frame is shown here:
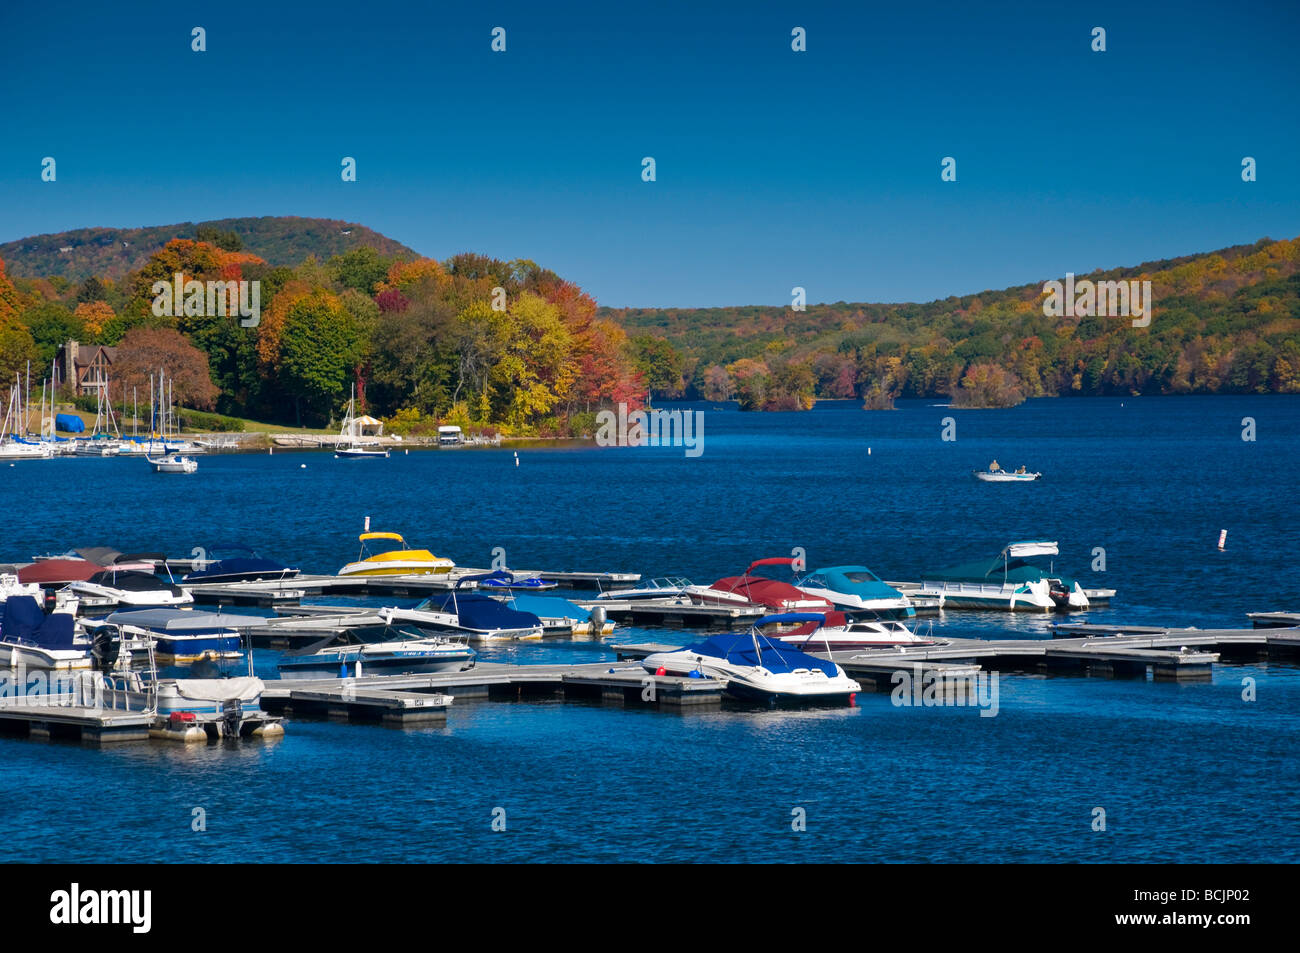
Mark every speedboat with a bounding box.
[103,608,244,665]
[0,594,90,671]
[181,544,300,585]
[338,532,455,576]
[641,617,861,704]
[66,568,194,611]
[915,540,1090,611]
[385,572,544,641]
[686,560,833,612]
[16,557,101,586]
[595,576,693,601]
[771,562,916,617]
[276,625,476,679]
[763,611,942,649]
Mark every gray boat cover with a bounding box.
[169,677,263,702]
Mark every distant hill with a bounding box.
[602,236,1300,401]
[0,216,419,281]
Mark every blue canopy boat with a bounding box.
[502,593,613,637]
[391,571,545,641]
[103,608,244,664]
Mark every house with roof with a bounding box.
[56,340,118,395]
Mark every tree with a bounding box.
[950,363,1025,408]
[73,301,115,342]
[629,334,685,397]
[111,327,219,410]
[277,292,363,424]
[24,302,83,366]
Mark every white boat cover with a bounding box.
[1004,541,1058,558]
[170,677,264,702]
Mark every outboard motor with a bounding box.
[589,605,607,633]
[42,589,58,615]
[90,626,121,673]
[222,698,243,739]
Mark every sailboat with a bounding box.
[335,383,389,458]
[144,371,198,472]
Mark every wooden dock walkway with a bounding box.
[259,660,724,726]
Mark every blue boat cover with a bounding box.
[455,569,514,589]
[684,631,838,677]
[431,592,540,630]
[507,594,590,620]
[55,413,85,433]
[1,596,76,650]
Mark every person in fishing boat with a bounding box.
[1015,466,1026,474]
[989,460,1001,472]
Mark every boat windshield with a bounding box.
[360,535,407,558]
[842,571,883,583]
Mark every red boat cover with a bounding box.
[16,558,99,584]
[708,575,833,610]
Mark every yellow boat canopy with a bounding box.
[359,532,406,542]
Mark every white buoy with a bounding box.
[364,515,371,532]
[1217,529,1227,551]
[405,449,408,455]
[868,447,872,455]
[300,463,306,469]
[268,446,273,454]
[514,451,519,467]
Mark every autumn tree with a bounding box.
[112,327,219,410]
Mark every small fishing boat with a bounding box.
[973,460,1040,482]
[338,532,455,576]
[181,544,299,585]
[640,617,861,704]
[276,625,476,680]
[147,453,197,473]
[103,608,243,665]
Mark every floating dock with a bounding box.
[259,661,724,726]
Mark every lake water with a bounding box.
[2,396,1298,862]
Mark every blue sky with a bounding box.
[1,0,1297,307]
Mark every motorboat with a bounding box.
[103,608,244,665]
[478,573,557,592]
[66,568,194,611]
[501,593,615,638]
[181,544,300,585]
[338,532,455,576]
[973,461,1040,482]
[385,572,544,641]
[640,617,861,703]
[147,453,197,473]
[16,557,101,586]
[0,594,90,671]
[763,610,942,649]
[686,560,833,612]
[915,540,1091,611]
[86,623,280,739]
[595,577,694,602]
[773,562,916,617]
[276,624,476,680]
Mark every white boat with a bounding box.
[764,611,942,650]
[277,624,476,679]
[437,425,463,446]
[973,461,1040,481]
[335,384,389,458]
[382,573,544,641]
[147,453,197,473]
[595,576,694,602]
[65,568,194,611]
[641,617,861,704]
